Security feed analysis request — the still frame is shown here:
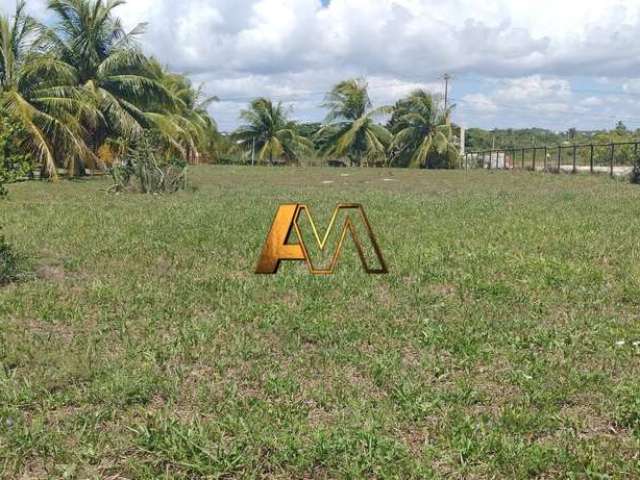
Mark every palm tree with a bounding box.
[146,63,219,164]
[316,79,391,167]
[0,0,94,178]
[388,89,458,168]
[44,0,175,174]
[235,98,311,165]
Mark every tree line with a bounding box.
[467,122,640,152]
[229,80,460,168]
[466,122,640,167]
[0,0,460,182]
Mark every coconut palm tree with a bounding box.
[235,98,312,165]
[44,0,175,174]
[388,89,458,168]
[316,79,392,167]
[0,0,94,178]
[146,63,219,164]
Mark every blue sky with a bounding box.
[5,0,640,132]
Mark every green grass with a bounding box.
[1,166,640,479]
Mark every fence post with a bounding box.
[610,143,615,177]
[533,148,537,171]
[557,146,562,173]
[522,148,525,169]
[590,144,594,174]
[544,146,548,171]
[572,145,577,174]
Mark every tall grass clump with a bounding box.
[0,232,24,285]
[110,136,188,194]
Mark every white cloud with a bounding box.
[532,102,571,114]
[460,94,499,113]
[580,96,605,107]
[623,78,640,94]
[457,76,573,126]
[4,0,640,129]
[496,76,571,103]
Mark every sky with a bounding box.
[6,0,640,132]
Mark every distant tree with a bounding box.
[316,79,392,166]
[146,60,219,164]
[615,121,628,134]
[466,128,565,151]
[235,98,312,165]
[388,89,458,168]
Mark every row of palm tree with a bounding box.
[1,0,457,177]
[0,0,217,179]
[234,79,459,168]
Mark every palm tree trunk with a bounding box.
[74,157,86,177]
[39,162,49,180]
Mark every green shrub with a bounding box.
[425,150,460,169]
[0,111,34,187]
[110,135,187,194]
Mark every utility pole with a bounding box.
[443,73,452,112]
[442,73,453,124]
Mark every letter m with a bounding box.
[255,203,388,275]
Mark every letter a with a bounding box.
[255,204,306,274]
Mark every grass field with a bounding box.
[1,166,640,479]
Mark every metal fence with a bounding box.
[464,141,640,177]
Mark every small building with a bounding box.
[468,152,513,169]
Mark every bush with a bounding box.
[110,136,187,194]
[0,111,35,187]
[0,233,23,285]
[425,150,460,169]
